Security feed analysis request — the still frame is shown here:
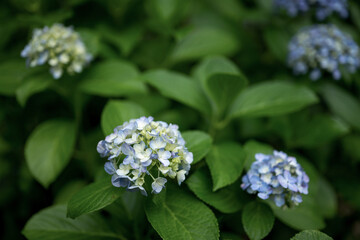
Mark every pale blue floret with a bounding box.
[152,177,167,194]
[274,0,348,20]
[241,150,309,207]
[288,24,360,81]
[97,116,192,196]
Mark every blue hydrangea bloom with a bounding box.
[97,116,193,196]
[241,151,309,208]
[288,24,360,81]
[274,0,348,20]
[21,23,92,79]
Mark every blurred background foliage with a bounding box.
[0,0,360,239]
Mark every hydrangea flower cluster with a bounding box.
[288,24,360,80]
[21,23,92,79]
[97,117,193,196]
[241,151,309,208]
[274,0,348,20]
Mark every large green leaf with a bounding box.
[23,205,125,240]
[242,202,274,240]
[206,73,248,115]
[101,100,147,135]
[229,81,318,118]
[143,69,211,115]
[145,185,219,240]
[290,230,333,240]
[80,60,147,97]
[16,73,52,106]
[0,60,34,96]
[192,56,244,114]
[270,203,325,230]
[193,56,240,88]
[206,142,246,191]
[243,140,273,170]
[289,114,349,148]
[170,27,239,63]
[182,131,212,164]
[320,83,360,131]
[315,177,337,219]
[187,168,243,213]
[67,177,124,219]
[25,119,76,188]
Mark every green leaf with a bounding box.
[320,83,360,131]
[315,177,337,219]
[80,60,147,97]
[23,205,125,240]
[67,177,124,219]
[0,60,33,96]
[206,73,248,115]
[242,202,274,240]
[229,81,318,118]
[101,100,147,136]
[170,27,239,63]
[54,180,87,205]
[98,25,143,56]
[16,73,52,107]
[290,230,333,240]
[187,168,243,213]
[342,134,360,162]
[145,185,219,240]
[25,119,76,188]
[289,114,349,148]
[193,56,240,88]
[270,203,325,230]
[182,131,212,164]
[78,29,101,56]
[264,29,289,61]
[143,69,211,115]
[243,140,273,170]
[206,142,246,191]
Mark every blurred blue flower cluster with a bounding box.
[21,23,92,79]
[274,0,348,20]
[97,116,193,196]
[288,24,360,80]
[241,151,309,208]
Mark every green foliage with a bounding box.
[145,185,220,240]
[23,205,125,240]
[80,60,147,97]
[143,69,211,115]
[229,81,318,118]
[2,0,359,239]
[67,177,124,219]
[242,202,275,240]
[25,120,76,188]
[290,230,333,240]
[16,73,52,106]
[101,100,147,135]
[170,27,239,63]
[181,131,212,164]
[320,83,360,131]
[0,60,34,96]
[187,168,243,213]
[206,142,246,191]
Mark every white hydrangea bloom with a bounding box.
[98,116,193,196]
[21,23,92,79]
